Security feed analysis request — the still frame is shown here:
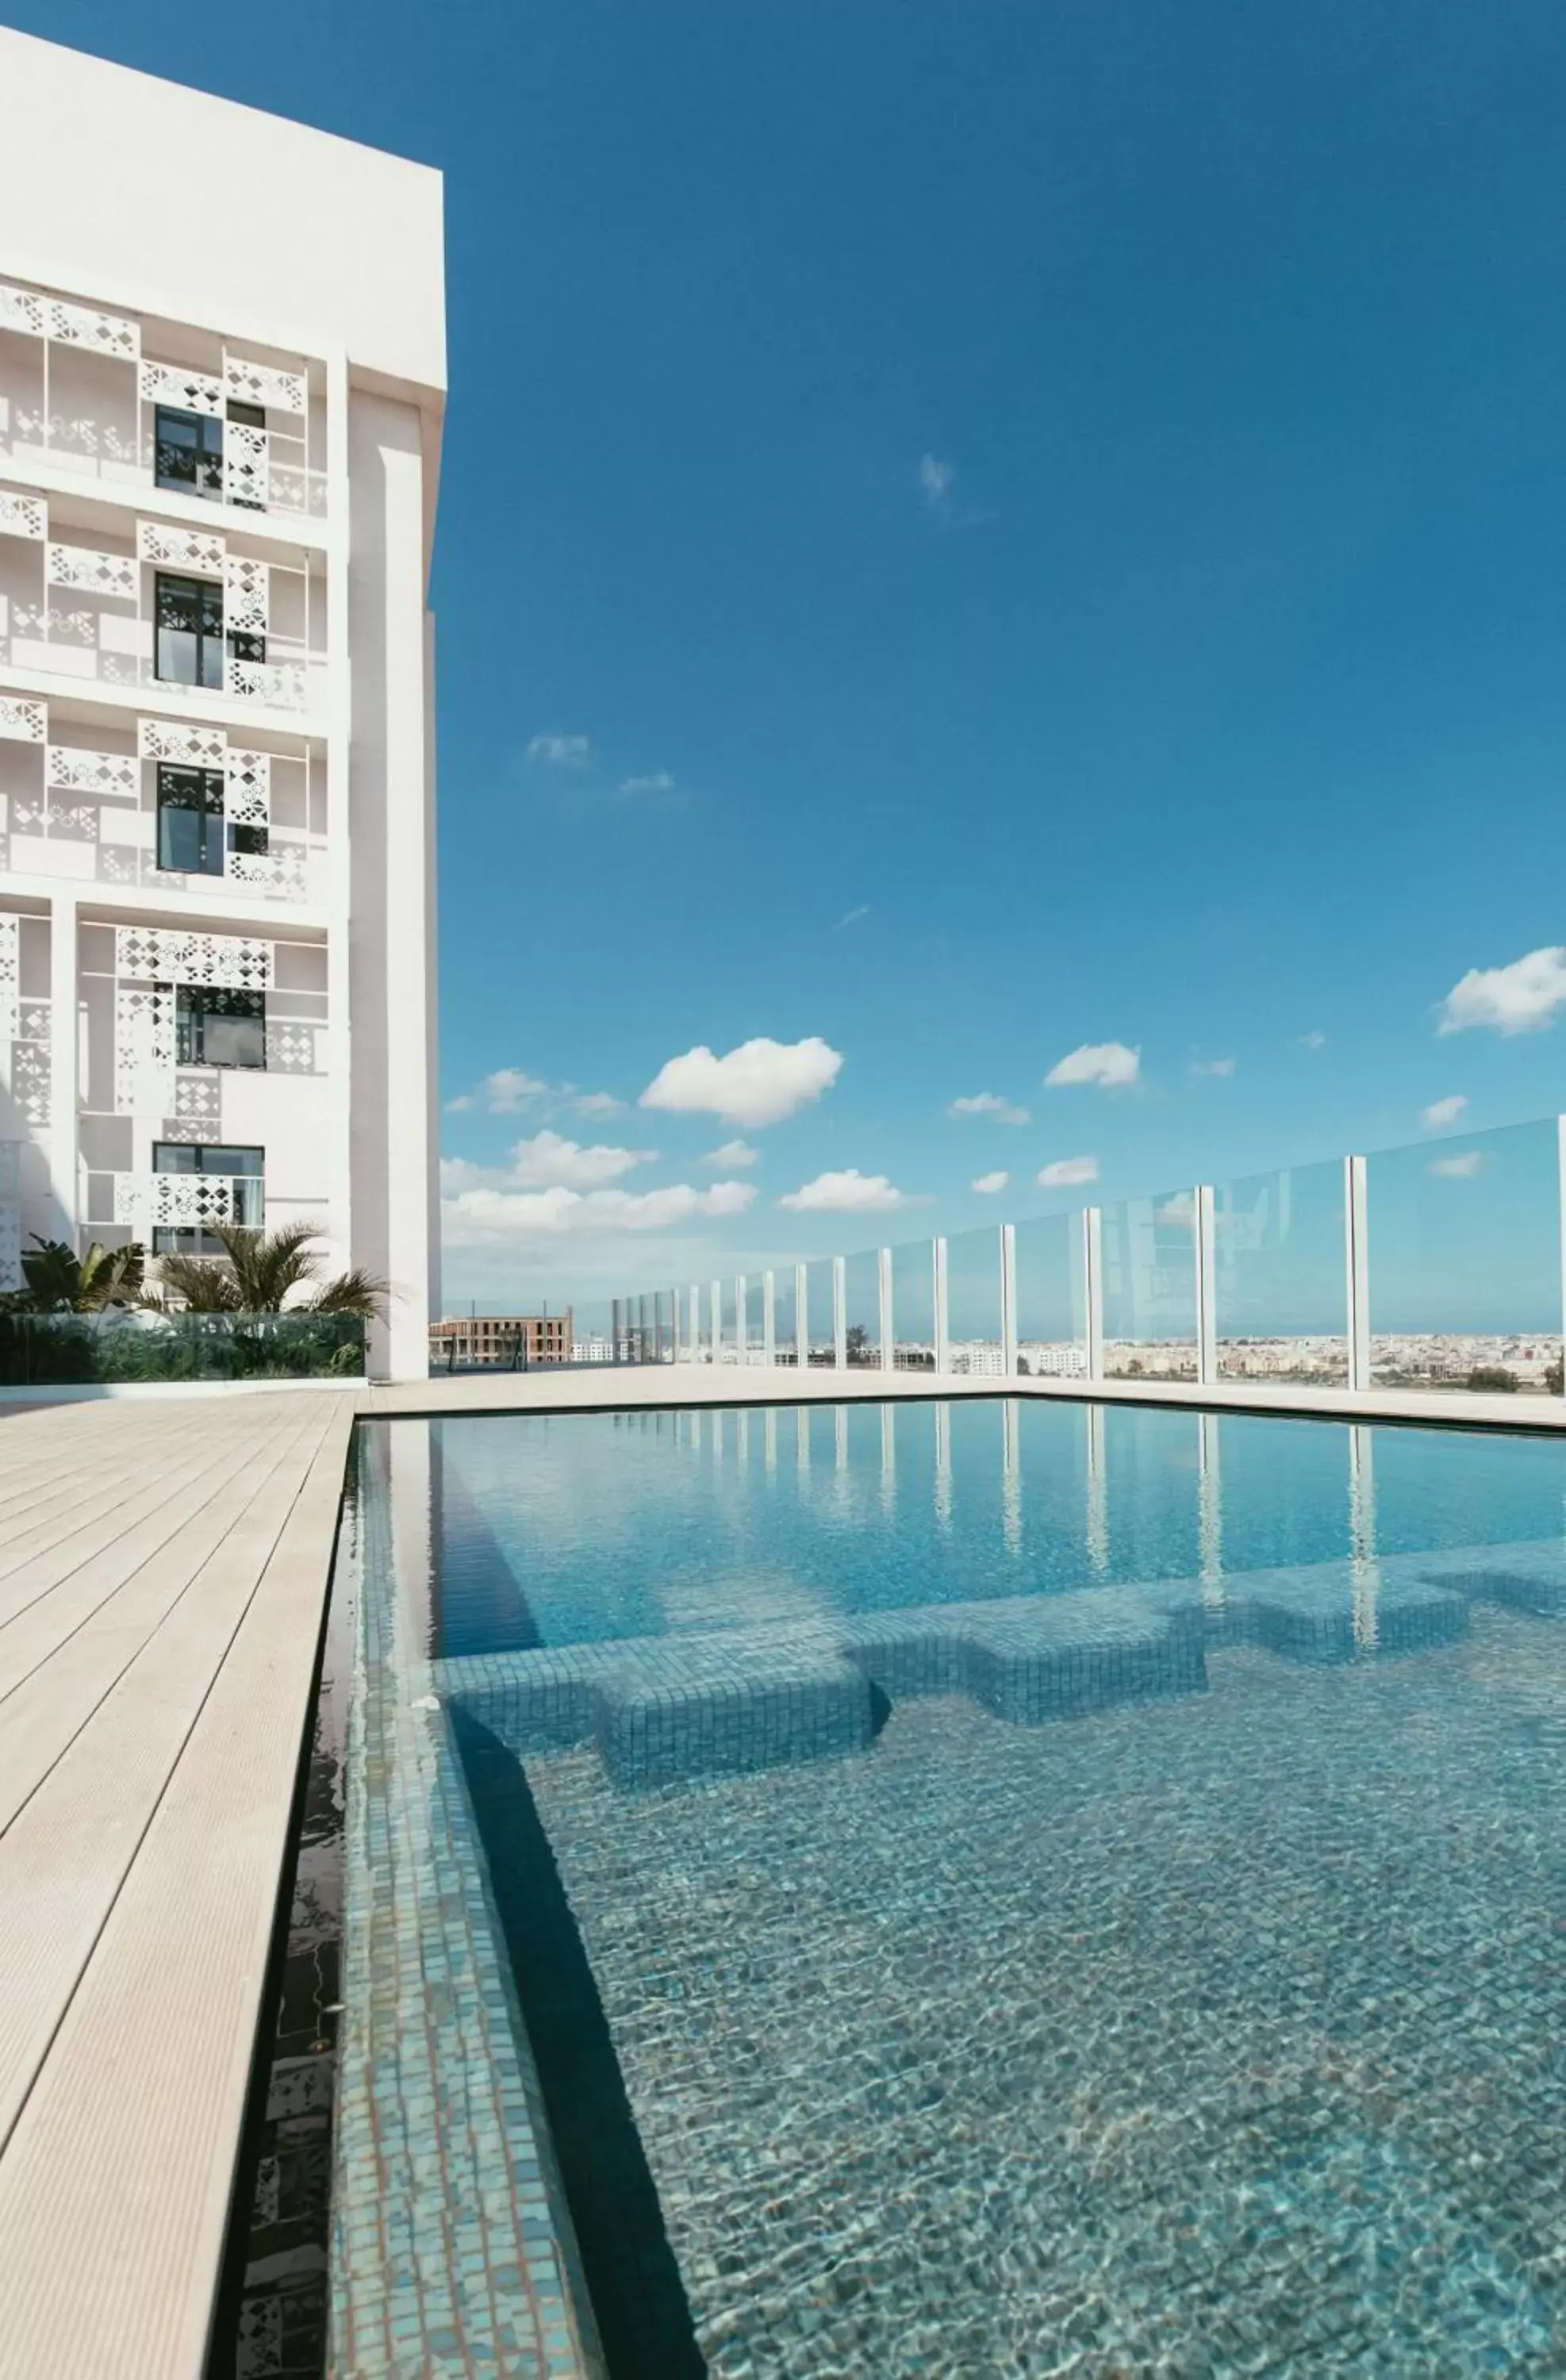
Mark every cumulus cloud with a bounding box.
[972,1170,1011,1196]
[778,1169,910,1213]
[949,1092,1031,1126]
[1421,1094,1468,1130]
[1299,1031,1327,1051]
[443,1178,757,1247]
[1037,1155,1099,1188]
[508,1129,657,1189]
[1157,1190,1196,1223]
[1045,1042,1140,1089]
[526,731,592,767]
[444,1092,474,1112]
[479,1068,550,1113]
[618,771,675,797]
[572,1090,625,1117]
[641,1035,843,1127]
[1437,946,1566,1036]
[704,1139,759,1169]
[1189,1057,1236,1079]
[1428,1150,1485,1179]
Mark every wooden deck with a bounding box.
[0,1392,354,2380]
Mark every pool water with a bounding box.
[415,1399,1566,2375]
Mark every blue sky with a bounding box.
[23,1,1566,1312]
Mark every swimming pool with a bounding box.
[342,1398,1566,2375]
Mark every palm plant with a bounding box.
[10,1235,147,1312]
[149,1221,388,1319]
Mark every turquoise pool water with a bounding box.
[415,1399,1566,2374]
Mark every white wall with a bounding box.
[0,29,446,397]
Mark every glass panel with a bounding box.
[773,1269,797,1366]
[946,1226,1004,1378]
[1101,1192,1197,1380]
[1366,1119,1562,1394]
[1214,1160,1349,1383]
[1012,1212,1085,1380]
[842,1248,882,1368]
[719,1277,739,1364]
[890,1238,935,1372]
[804,1257,836,1365]
[743,1275,766,1363]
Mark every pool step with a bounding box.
[435,1538,1564,1793]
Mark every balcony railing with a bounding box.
[586,1111,1566,1402]
[113,1172,263,1231]
[0,283,327,521]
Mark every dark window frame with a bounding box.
[154,405,223,500]
[153,571,267,691]
[151,1140,264,1257]
[174,985,267,1072]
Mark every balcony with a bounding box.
[0,282,326,523]
[0,699,324,908]
[0,501,324,723]
[113,1169,262,1231]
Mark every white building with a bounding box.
[0,30,443,1377]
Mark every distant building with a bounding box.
[429,1313,572,1368]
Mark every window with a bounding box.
[155,764,269,877]
[155,405,223,499]
[154,572,266,691]
[152,1141,263,1257]
[226,398,266,510]
[175,985,266,1070]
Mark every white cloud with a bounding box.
[1428,1150,1485,1179]
[836,904,870,931]
[704,1139,759,1169]
[778,1169,910,1213]
[526,731,591,767]
[1421,1093,1468,1130]
[509,1129,658,1189]
[972,1170,1011,1196]
[618,771,675,796]
[918,453,955,509]
[641,1035,844,1127]
[1157,1190,1196,1223]
[480,1067,550,1113]
[949,1092,1031,1126]
[1045,1041,1140,1089]
[1037,1155,1099,1188]
[444,1092,474,1112]
[1299,1030,1327,1051]
[443,1178,757,1248]
[1437,946,1566,1036]
[1189,1057,1236,1080]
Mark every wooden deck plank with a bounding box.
[0,1401,353,2379]
[0,1403,338,2159]
[0,1405,313,1699]
[0,1407,325,1831]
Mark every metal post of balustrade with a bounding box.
[1000,1222,1018,1378]
[1345,1156,1369,1392]
[1082,1207,1104,1381]
[1556,1117,1566,1395]
[878,1246,894,1372]
[833,1254,847,1370]
[1195,1184,1217,1386]
[934,1235,950,1375]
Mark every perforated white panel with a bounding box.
[47,297,139,359]
[113,982,175,1113]
[224,356,307,415]
[0,491,46,541]
[0,282,46,337]
[223,750,271,823]
[137,718,228,768]
[45,543,136,601]
[0,698,46,745]
[136,520,225,573]
[138,360,224,415]
[223,421,268,510]
[225,658,307,712]
[115,927,272,990]
[45,747,139,802]
[223,554,269,635]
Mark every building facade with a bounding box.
[0,30,443,1376]
[428,1314,574,1369]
